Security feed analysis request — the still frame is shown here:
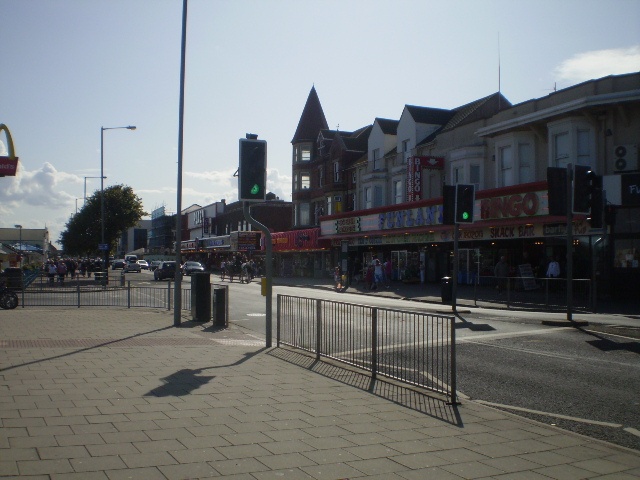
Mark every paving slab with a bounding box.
[0,308,638,479]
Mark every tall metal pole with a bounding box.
[566,164,573,322]
[452,223,459,313]
[174,0,188,327]
[243,202,273,347]
[100,127,106,279]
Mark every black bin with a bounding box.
[3,267,24,291]
[191,273,211,322]
[441,276,452,303]
[213,286,227,328]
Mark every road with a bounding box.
[89,271,640,451]
[213,275,640,452]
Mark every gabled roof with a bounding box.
[292,86,329,144]
[405,105,455,125]
[416,92,512,147]
[375,117,399,135]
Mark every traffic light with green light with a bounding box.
[455,184,475,223]
[239,137,267,202]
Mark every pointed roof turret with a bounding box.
[291,86,329,144]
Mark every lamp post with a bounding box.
[100,125,136,277]
[14,224,22,268]
[84,176,106,205]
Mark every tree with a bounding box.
[59,185,147,256]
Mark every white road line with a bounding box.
[458,327,574,342]
[623,427,640,438]
[474,400,623,428]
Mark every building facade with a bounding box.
[292,73,640,299]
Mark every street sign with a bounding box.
[98,243,109,251]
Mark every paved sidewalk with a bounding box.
[1,308,638,479]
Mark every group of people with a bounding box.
[43,258,104,285]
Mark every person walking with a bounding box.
[494,256,509,294]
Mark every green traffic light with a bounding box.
[250,184,260,195]
[462,212,469,220]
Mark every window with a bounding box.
[500,145,514,187]
[364,187,372,209]
[301,145,311,162]
[469,164,480,191]
[293,144,312,163]
[372,148,381,170]
[554,132,570,168]
[518,143,533,183]
[394,180,403,204]
[352,172,356,183]
[577,129,590,166]
[402,139,411,163]
[453,165,464,184]
[301,173,310,190]
[293,173,298,191]
[326,196,333,215]
[318,167,324,187]
[374,186,384,207]
[297,203,310,225]
[334,162,340,182]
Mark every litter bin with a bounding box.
[191,272,211,322]
[441,276,452,303]
[213,286,227,328]
[3,268,23,291]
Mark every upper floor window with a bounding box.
[549,118,594,169]
[301,173,310,190]
[293,144,312,163]
[334,161,340,182]
[402,139,411,163]
[494,133,535,187]
[364,187,372,209]
[318,167,324,187]
[326,196,333,215]
[394,180,403,204]
[372,148,381,170]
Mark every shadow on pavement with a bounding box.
[269,347,461,427]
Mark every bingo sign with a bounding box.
[406,156,443,201]
[0,124,19,177]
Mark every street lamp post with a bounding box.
[100,125,136,279]
[14,224,22,268]
[84,176,106,205]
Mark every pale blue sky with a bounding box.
[1,0,639,247]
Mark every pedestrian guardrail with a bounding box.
[277,294,457,403]
[458,275,591,311]
[19,281,192,311]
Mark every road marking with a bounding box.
[623,427,640,438]
[458,327,573,342]
[474,400,623,428]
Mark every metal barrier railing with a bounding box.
[463,275,591,311]
[20,281,192,310]
[277,294,457,403]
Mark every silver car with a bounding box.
[123,261,141,273]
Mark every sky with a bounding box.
[1,0,639,248]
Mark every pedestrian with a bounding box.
[546,256,560,278]
[383,258,392,288]
[494,256,509,294]
[57,261,67,284]
[373,258,383,290]
[47,261,57,285]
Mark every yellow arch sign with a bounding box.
[0,123,19,176]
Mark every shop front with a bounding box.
[320,182,609,293]
[267,228,330,278]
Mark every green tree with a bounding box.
[59,185,147,256]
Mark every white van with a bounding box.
[125,255,138,263]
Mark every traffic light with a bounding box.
[455,184,475,223]
[442,185,456,225]
[547,167,568,216]
[573,165,597,214]
[239,138,267,201]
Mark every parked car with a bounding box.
[123,260,141,273]
[111,259,125,270]
[137,260,149,270]
[149,260,161,271]
[154,261,182,281]
[182,261,205,276]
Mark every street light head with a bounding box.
[127,126,137,130]
[15,224,22,229]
